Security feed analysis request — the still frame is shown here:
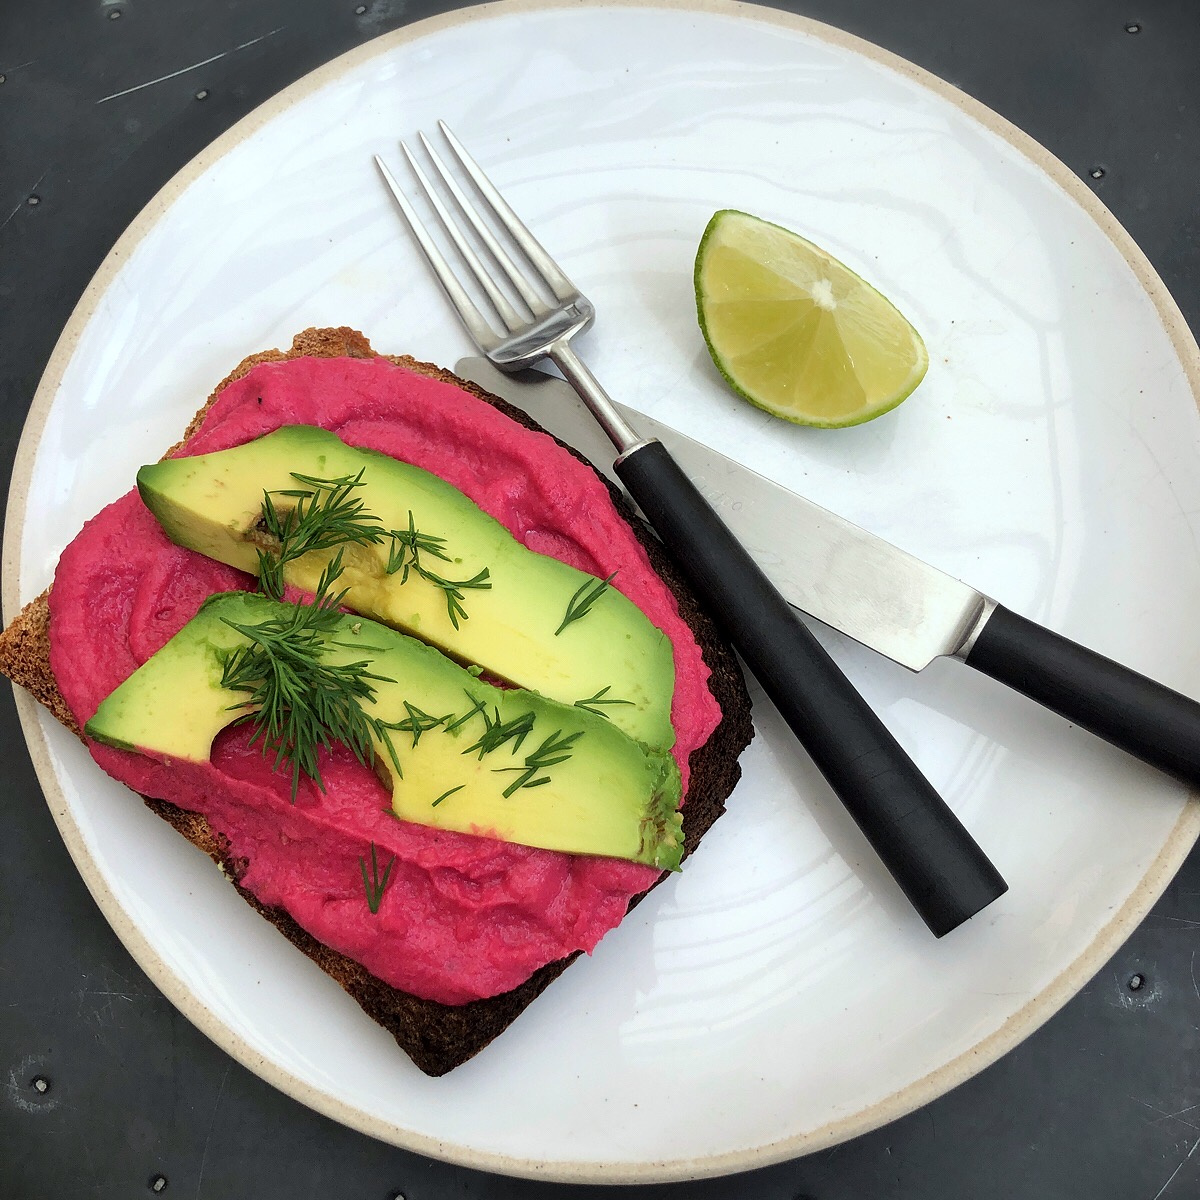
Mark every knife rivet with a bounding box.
[1128,972,1145,991]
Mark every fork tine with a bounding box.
[418,132,549,317]
[398,142,526,333]
[437,120,577,303]
[373,154,499,350]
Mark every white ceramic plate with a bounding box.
[6,0,1200,1183]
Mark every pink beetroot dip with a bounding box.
[49,355,722,1005]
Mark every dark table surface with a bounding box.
[3,1,1200,1196]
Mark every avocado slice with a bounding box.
[137,426,675,751]
[84,592,684,870]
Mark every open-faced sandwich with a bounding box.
[0,326,753,1075]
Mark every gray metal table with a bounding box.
[3,1,1198,1196]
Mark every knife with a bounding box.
[459,358,1200,791]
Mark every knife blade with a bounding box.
[459,357,1200,790]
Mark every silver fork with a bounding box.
[374,123,1005,936]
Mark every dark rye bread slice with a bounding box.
[0,326,753,1076]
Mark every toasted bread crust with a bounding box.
[0,327,752,1075]
[0,589,76,735]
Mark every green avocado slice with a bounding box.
[84,592,684,871]
[137,426,675,752]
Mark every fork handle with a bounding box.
[614,439,1007,936]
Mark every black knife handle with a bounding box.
[615,439,1007,936]
[965,604,1200,785]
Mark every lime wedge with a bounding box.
[694,209,928,428]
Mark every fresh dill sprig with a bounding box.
[555,571,617,636]
[391,700,452,749]
[460,708,536,760]
[385,510,491,630]
[359,841,396,914]
[443,693,488,735]
[255,470,385,600]
[427,566,491,631]
[431,784,465,808]
[255,479,491,629]
[493,729,583,798]
[385,511,453,575]
[219,552,401,801]
[574,685,635,719]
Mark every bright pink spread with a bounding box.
[49,355,722,1005]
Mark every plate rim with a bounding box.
[5,0,1200,1182]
